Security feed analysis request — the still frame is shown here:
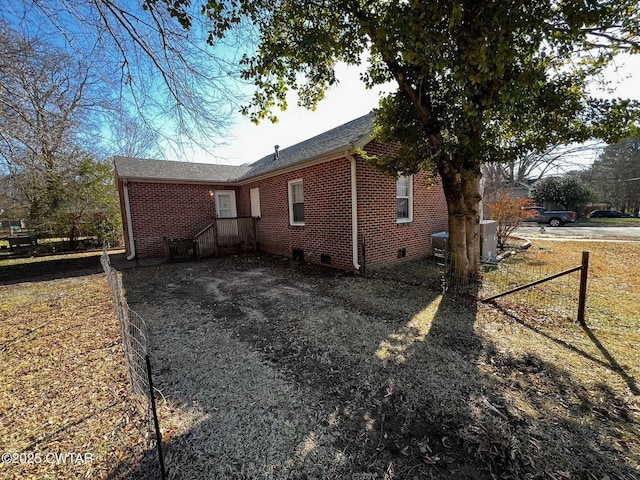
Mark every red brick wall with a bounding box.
[356,142,448,269]
[237,148,447,271]
[118,144,448,267]
[123,181,235,259]
[237,158,354,270]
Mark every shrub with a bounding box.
[486,194,534,249]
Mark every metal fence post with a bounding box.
[146,354,167,480]
[577,251,589,325]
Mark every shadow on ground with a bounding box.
[107,253,639,479]
[0,250,121,285]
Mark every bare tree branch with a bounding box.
[8,0,254,155]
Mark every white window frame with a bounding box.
[288,179,305,226]
[214,190,237,218]
[396,175,413,223]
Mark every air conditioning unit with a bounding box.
[431,231,449,259]
[480,220,497,262]
[431,222,497,263]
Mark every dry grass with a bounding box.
[474,240,640,478]
[2,243,637,479]
[118,245,639,479]
[0,251,105,284]
[492,240,640,330]
[0,274,147,480]
[584,217,640,226]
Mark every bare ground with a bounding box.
[115,252,639,479]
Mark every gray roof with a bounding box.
[114,157,252,183]
[114,112,375,183]
[239,112,374,180]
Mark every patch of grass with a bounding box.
[499,240,639,331]
[484,239,640,405]
[0,250,108,284]
[6,248,635,478]
[0,250,100,267]
[0,274,147,480]
[583,217,640,226]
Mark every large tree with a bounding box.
[529,176,593,213]
[587,138,640,215]
[154,0,640,281]
[0,25,97,223]
[28,155,122,248]
[0,24,121,245]
[481,142,602,212]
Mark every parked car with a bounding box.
[587,210,633,218]
[522,206,577,227]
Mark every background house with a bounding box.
[115,113,448,271]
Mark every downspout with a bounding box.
[346,149,361,271]
[123,180,136,260]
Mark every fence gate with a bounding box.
[165,237,196,262]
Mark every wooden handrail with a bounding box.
[194,223,215,239]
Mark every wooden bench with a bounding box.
[7,236,37,254]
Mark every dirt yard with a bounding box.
[120,251,639,479]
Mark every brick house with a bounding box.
[114,113,448,271]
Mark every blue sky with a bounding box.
[4,2,638,169]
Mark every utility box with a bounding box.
[480,220,498,262]
[431,223,497,263]
[431,231,449,259]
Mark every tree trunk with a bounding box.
[438,155,482,283]
[69,224,79,250]
[462,158,482,278]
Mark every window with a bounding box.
[396,175,413,222]
[288,179,304,225]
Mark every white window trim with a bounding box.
[396,175,413,223]
[214,190,237,218]
[288,179,305,226]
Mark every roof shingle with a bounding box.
[114,112,375,183]
[114,157,251,183]
[239,112,374,179]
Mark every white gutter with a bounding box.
[346,149,361,271]
[122,180,136,261]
